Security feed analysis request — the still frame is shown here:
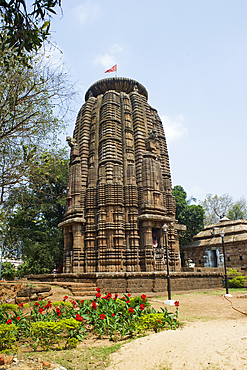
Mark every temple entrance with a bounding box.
[152,228,165,271]
[211,249,218,267]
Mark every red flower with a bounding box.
[127,293,131,297]
[56,308,62,317]
[34,302,40,306]
[75,314,83,322]
[38,297,42,301]
[99,314,106,320]
[80,300,84,304]
[44,301,52,309]
[96,287,101,293]
[128,307,134,314]
[92,301,97,310]
[39,308,44,314]
[6,319,12,325]
[102,293,112,300]
[141,294,146,302]
[112,313,115,317]
[114,294,118,300]
[63,295,68,301]
[174,301,179,308]
[18,303,24,308]
[96,293,101,299]
[139,304,145,311]
[17,317,20,321]
[122,296,126,300]
[126,300,130,304]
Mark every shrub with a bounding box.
[136,313,165,333]
[227,269,246,288]
[1,262,16,280]
[30,318,84,350]
[0,323,18,352]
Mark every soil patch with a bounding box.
[107,289,247,370]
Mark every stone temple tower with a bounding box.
[59,77,181,273]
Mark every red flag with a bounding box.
[105,64,117,73]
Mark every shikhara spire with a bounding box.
[59,77,181,273]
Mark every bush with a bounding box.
[0,323,18,352]
[136,313,165,333]
[1,262,16,280]
[227,269,246,288]
[30,318,83,350]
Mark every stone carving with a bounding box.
[145,128,157,152]
[59,77,181,273]
[66,136,79,151]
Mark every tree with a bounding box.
[0,0,62,58]
[200,194,247,225]
[227,197,247,220]
[3,149,69,275]
[0,45,75,203]
[172,185,205,247]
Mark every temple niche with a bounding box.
[59,77,181,273]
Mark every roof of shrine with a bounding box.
[183,218,247,249]
[85,77,148,101]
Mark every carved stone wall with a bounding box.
[59,77,181,273]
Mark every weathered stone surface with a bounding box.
[184,218,247,270]
[29,293,38,300]
[38,291,53,299]
[59,77,181,273]
[15,296,30,304]
[17,285,51,297]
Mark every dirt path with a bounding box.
[107,318,247,370]
[107,292,247,370]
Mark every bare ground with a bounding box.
[107,290,247,370]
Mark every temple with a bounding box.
[59,77,182,273]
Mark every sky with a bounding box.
[47,0,247,203]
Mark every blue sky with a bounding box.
[48,0,247,203]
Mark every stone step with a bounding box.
[70,287,96,293]
[70,289,96,296]
[69,284,96,289]
[73,295,94,301]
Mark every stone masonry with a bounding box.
[59,77,182,273]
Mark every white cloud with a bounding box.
[93,44,123,69]
[94,54,116,69]
[72,1,101,26]
[109,44,123,53]
[160,114,188,143]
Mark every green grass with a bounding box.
[23,343,123,370]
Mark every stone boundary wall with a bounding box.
[26,271,224,293]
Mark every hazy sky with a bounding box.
[48,0,247,203]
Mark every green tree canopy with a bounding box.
[3,148,69,275]
[0,0,62,58]
[172,185,205,248]
[200,193,247,225]
[0,44,75,203]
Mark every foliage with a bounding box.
[0,289,180,352]
[30,318,83,350]
[0,0,62,58]
[135,309,179,333]
[3,149,69,274]
[227,197,247,221]
[0,323,17,352]
[227,269,246,288]
[172,185,204,247]
[1,261,16,279]
[200,194,247,225]
[0,46,74,204]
